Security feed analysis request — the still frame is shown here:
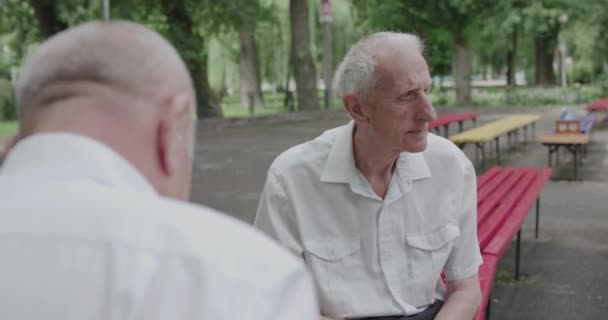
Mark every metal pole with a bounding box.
[495,137,500,164]
[320,0,332,110]
[515,229,521,281]
[535,197,540,239]
[103,0,110,21]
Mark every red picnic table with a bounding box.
[586,97,608,113]
[429,112,480,137]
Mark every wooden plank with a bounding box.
[476,166,502,190]
[450,114,540,144]
[475,254,499,320]
[477,168,525,226]
[536,133,589,145]
[478,170,536,250]
[429,112,479,129]
[477,167,515,204]
[484,168,552,257]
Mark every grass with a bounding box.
[220,91,343,118]
[0,121,16,136]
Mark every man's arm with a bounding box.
[435,275,481,320]
[438,156,483,319]
[254,169,304,256]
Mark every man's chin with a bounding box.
[401,142,427,153]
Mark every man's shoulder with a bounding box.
[270,123,347,175]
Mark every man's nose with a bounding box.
[418,94,437,123]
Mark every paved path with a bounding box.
[191,106,608,319]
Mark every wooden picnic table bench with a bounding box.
[474,166,552,320]
[429,112,480,137]
[536,133,589,180]
[449,115,540,166]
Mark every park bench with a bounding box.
[474,166,552,320]
[449,115,540,166]
[586,97,608,120]
[535,114,595,180]
[429,112,480,137]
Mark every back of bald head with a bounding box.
[16,21,195,132]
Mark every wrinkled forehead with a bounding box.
[373,47,431,92]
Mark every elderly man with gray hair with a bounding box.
[0,21,318,319]
[255,32,482,320]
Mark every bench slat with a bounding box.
[477,168,526,226]
[477,167,515,205]
[478,170,537,250]
[476,166,502,190]
[475,254,499,320]
[483,168,552,257]
[429,112,480,129]
[450,114,540,144]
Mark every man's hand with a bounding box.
[435,274,481,320]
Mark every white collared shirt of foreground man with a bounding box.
[0,21,319,320]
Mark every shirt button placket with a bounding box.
[377,202,406,311]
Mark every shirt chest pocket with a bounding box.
[302,239,360,314]
[404,224,460,284]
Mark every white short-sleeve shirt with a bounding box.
[254,121,482,319]
[0,133,318,320]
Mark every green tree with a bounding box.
[353,0,494,106]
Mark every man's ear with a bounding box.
[343,94,370,124]
[157,92,193,177]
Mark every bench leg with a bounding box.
[515,229,521,281]
[458,121,463,133]
[476,143,486,168]
[495,138,500,165]
[535,197,540,239]
[473,118,477,127]
[485,294,491,320]
[443,125,449,137]
[573,145,578,180]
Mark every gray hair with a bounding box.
[332,32,424,101]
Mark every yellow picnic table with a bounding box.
[449,114,541,165]
[536,133,589,180]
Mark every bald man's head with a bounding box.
[16,21,195,127]
[12,21,198,200]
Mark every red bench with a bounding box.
[474,166,552,320]
[430,112,480,137]
[586,97,608,113]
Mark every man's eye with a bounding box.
[399,93,414,101]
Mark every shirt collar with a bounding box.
[320,121,432,184]
[320,121,358,183]
[0,133,157,195]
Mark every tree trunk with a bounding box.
[29,0,68,38]
[161,0,223,118]
[289,0,320,111]
[239,22,264,110]
[452,36,472,106]
[506,28,518,86]
[534,35,557,85]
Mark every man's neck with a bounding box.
[352,126,399,198]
